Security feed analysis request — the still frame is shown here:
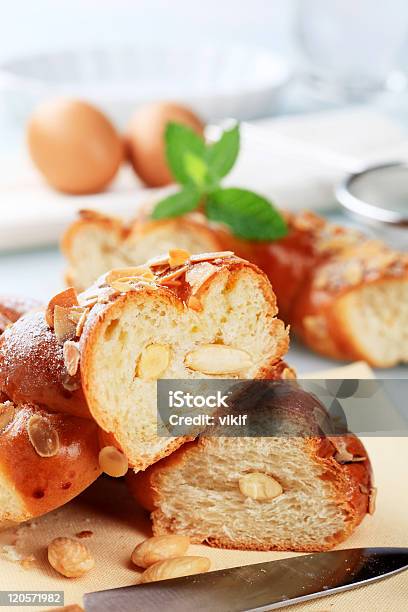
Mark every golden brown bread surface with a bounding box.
[0,253,291,471]
[128,384,374,552]
[0,399,101,526]
[62,209,408,366]
[0,312,89,418]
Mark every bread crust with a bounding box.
[128,385,373,553]
[0,400,101,525]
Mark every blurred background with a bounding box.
[2,0,408,146]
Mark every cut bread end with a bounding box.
[331,278,408,367]
[128,434,372,552]
[80,254,289,471]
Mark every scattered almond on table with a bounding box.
[140,556,211,583]
[131,535,190,568]
[47,537,94,578]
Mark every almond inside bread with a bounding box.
[128,385,374,552]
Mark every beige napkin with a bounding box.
[0,362,407,611]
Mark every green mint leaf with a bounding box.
[206,124,240,179]
[165,122,206,185]
[206,188,287,241]
[183,151,208,188]
[151,187,201,220]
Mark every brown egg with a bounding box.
[27,98,123,195]
[126,101,204,187]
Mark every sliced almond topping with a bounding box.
[185,262,218,294]
[158,265,189,285]
[147,254,170,268]
[184,344,252,375]
[53,305,77,344]
[67,307,83,324]
[187,296,202,312]
[189,251,234,263]
[96,287,121,303]
[98,446,128,477]
[78,294,99,308]
[27,414,60,458]
[46,288,78,328]
[369,486,377,515]
[329,438,366,463]
[106,266,154,285]
[137,344,171,381]
[109,279,137,293]
[75,307,89,337]
[333,448,355,463]
[63,340,81,376]
[169,248,190,268]
[0,401,15,433]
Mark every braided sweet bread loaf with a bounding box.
[62,209,408,367]
[0,253,291,472]
[128,383,375,552]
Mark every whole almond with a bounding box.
[239,472,283,501]
[131,535,190,568]
[140,556,210,584]
[137,344,170,380]
[48,537,94,578]
[98,446,128,477]
[184,344,252,375]
[27,414,60,458]
[106,267,154,286]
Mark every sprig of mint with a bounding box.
[151,122,287,241]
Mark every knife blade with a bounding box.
[84,547,408,612]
